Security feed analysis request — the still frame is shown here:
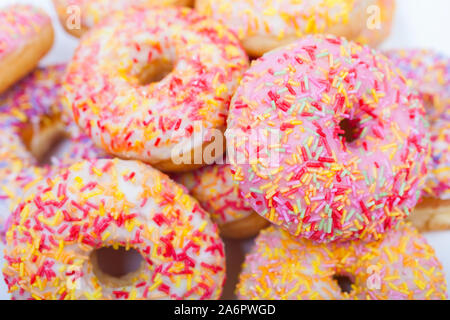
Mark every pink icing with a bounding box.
[226,35,429,242]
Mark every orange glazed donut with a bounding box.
[53,0,194,38]
[195,0,377,57]
[0,5,54,94]
[237,224,447,300]
[63,6,249,172]
[175,163,269,239]
[3,159,226,300]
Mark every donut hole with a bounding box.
[19,117,67,165]
[37,135,71,166]
[90,246,145,288]
[338,118,362,143]
[138,58,175,86]
[332,274,354,294]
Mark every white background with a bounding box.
[0,0,449,300]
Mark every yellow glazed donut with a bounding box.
[175,163,270,239]
[237,224,447,300]
[3,159,226,300]
[0,5,54,94]
[195,0,377,57]
[53,0,194,38]
[63,6,249,172]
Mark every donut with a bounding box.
[355,0,396,47]
[236,224,447,300]
[53,126,108,167]
[0,133,49,243]
[0,5,54,94]
[53,0,194,38]
[409,120,450,231]
[175,163,269,239]
[3,159,226,300]
[0,65,66,236]
[0,65,105,241]
[195,0,378,57]
[226,34,429,243]
[0,63,106,164]
[0,65,67,160]
[63,6,249,172]
[385,50,450,231]
[385,49,450,122]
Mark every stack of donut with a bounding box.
[0,0,448,300]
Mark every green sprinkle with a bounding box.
[403,206,410,216]
[345,209,355,222]
[305,126,319,137]
[316,51,329,59]
[318,219,325,231]
[296,199,302,212]
[288,104,297,114]
[362,170,370,186]
[379,166,384,181]
[300,209,306,219]
[250,188,263,194]
[271,100,276,110]
[399,182,406,196]
[359,127,368,139]
[327,219,332,233]
[360,117,372,124]
[311,138,319,153]
[305,144,312,159]
[274,70,287,76]
[315,146,324,160]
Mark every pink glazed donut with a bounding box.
[226,34,429,243]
